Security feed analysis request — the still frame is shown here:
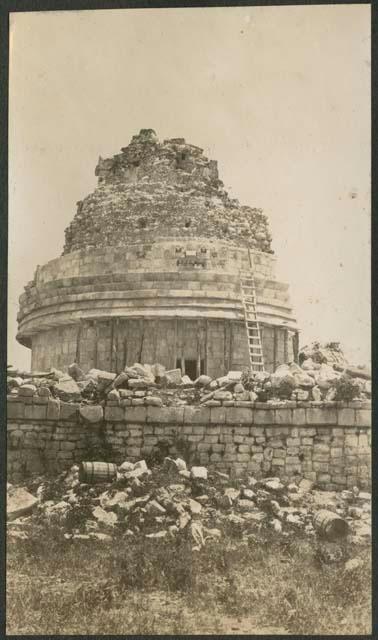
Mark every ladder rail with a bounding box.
[240,249,265,371]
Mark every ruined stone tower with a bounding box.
[17,129,298,377]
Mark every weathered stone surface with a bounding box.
[191,466,208,480]
[54,377,81,401]
[79,404,103,423]
[7,487,38,520]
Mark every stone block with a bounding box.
[104,405,124,421]
[292,408,306,425]
[146,406,184,424]
[254,409,274,424]
[337,408,355,426]
[80,405,103,423]
[198,442,211,452]
[225,407,253,425]
[313,462,329,472]
[184,406,211,424]
[210,406,226,424]
[125,406,147,423]
[306,407,337,425]
[287,438,300,447]
[7,402,24,420]
[316,473,331,483]
[60,402,79,421]
[31,404,47,420]
[345,435,358,448]
[266,426,289,437]
[355,409,371,428]
[238,444,250,453]
[330,448,343,458]
[33,396,49,405]
[60,441,76,451]
[237,453,250,462]
[250,427,265,436]
[204,434,219,444]
[299,428,316,436]
[274,409,293,424]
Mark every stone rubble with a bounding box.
[6,345,371,409]
[6,457,371,550]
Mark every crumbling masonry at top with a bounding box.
[17,129,298,376]
[63,129,273,254]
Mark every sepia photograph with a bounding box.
[6,3,371,635]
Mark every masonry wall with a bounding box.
[7,397,371,490]
[29,318,295,377]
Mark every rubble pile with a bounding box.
[62,129,273,255]
[7,458,371,548]
[7,349,371,408]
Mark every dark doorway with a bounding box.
[176,358,205,380]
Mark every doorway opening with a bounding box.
[176,358,205,380]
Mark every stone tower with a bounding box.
[17,129,298,377]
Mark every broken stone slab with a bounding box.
[18,384,37,397]
[112,372,129,388]
[146,530,167,539]
[224,487,240,501]
[188,498,202,515]
[7,487,38,521]
[164,368,182,384]
[262,479,285,493]
[226,371,243,381]
[237,499,259,513]
[344,557,363,572]
[92,506,118,526]
[99,490,130,511]
[119,389,134,398]
[181,374,194,387]
[134,460,148,473]
[241,488,255,500]
[145,500,166,516]
[213,390,233,401]
[79,404,104,423]
[128,378,150,390]
[119,461,135,473]
[190,466,208,480]
[194,374,212,387]
[107,389,120,401]
[37,386,51,397]
[68,363,84,381]
[87,369,116,389]
[145,396,163,407]
[54,376,82,401]
[7,376,23,389]
[190,521,205,549]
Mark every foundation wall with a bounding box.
[7,397,371,490]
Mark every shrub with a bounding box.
[332,375,360,402]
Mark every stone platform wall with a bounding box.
[7,397,371,490]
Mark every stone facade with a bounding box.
[7,396,371,490]
[17,130,298,375]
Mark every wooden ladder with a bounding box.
[240,250,265,372]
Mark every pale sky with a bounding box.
[8,5,371,370]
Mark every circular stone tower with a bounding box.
[17,129,298,377]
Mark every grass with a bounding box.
[6,522,371,635]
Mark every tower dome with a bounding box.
[17,130,298,377]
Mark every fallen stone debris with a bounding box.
[6,341,371,409]
[7,457,371,551]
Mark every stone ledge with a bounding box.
[6,401,372,428]
[146,406,184,424]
